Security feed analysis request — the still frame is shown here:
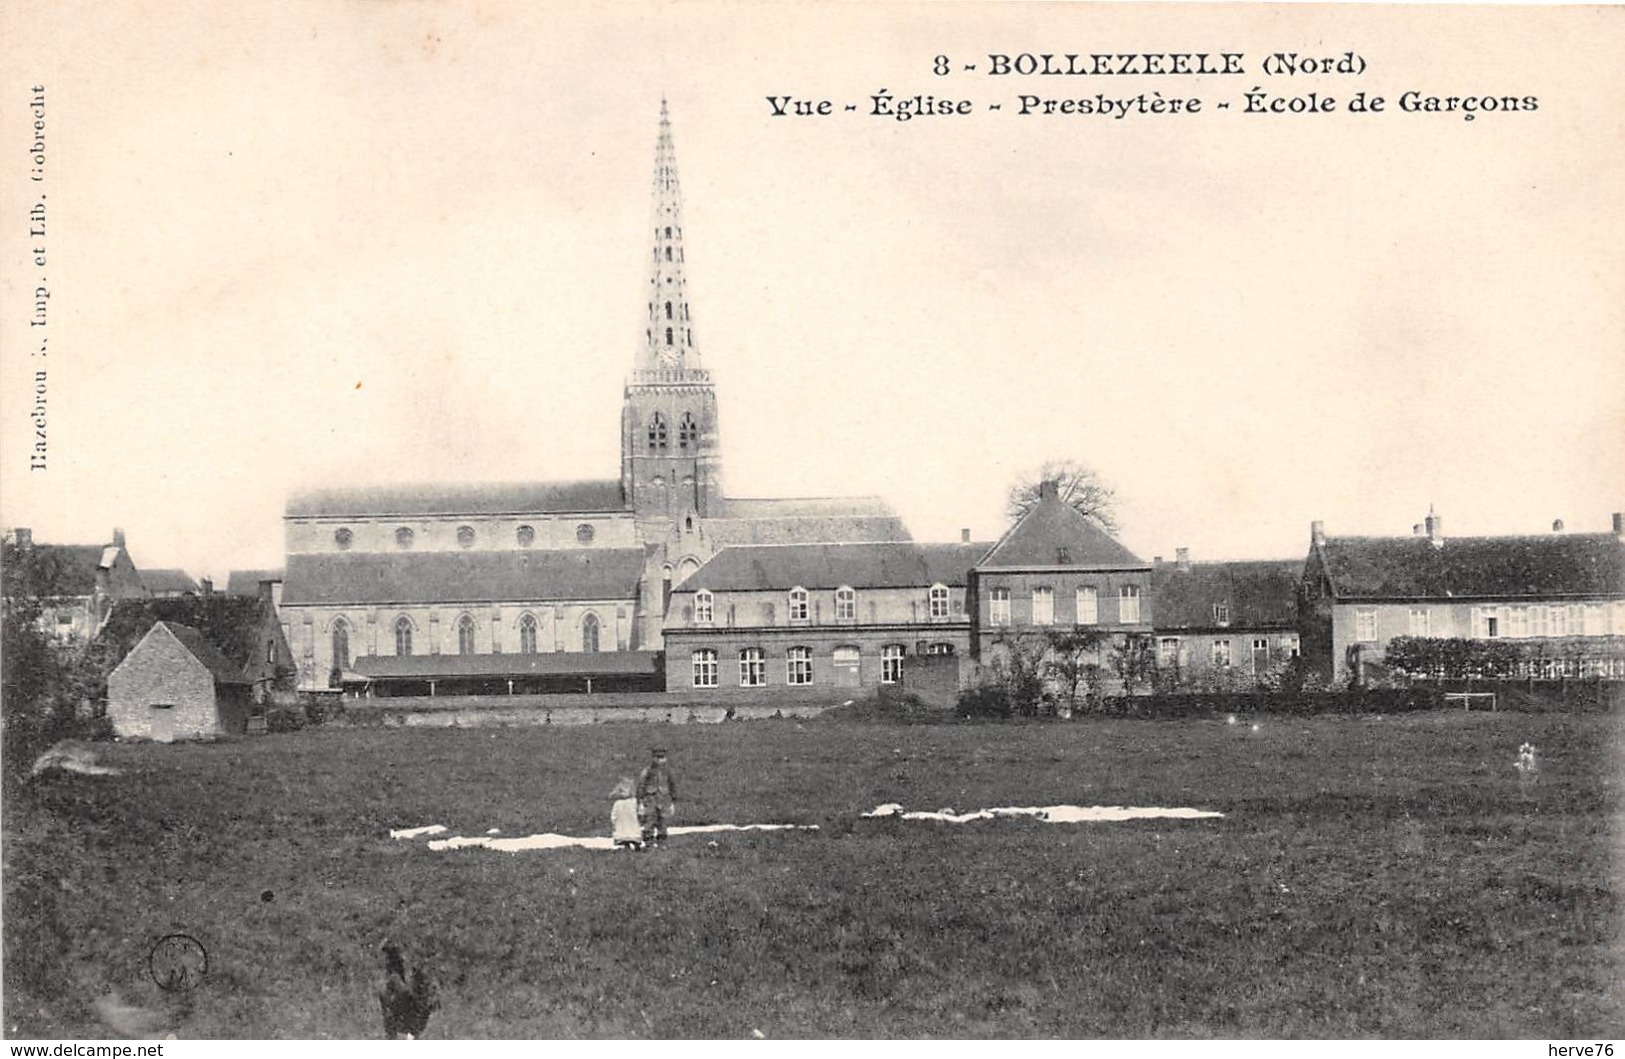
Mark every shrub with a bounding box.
[265,705,307,734]
[956,682,1013,720]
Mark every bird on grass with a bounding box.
[378,940,439,1040]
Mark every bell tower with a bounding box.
[621,99,723,524]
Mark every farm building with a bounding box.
[106,621,253,741]
[1300,510,1625,684]
[9,527,148,640]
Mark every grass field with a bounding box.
[4,710,1621,1038]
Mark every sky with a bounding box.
[2,2,1622,583]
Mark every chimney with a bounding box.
[1311,520,1325,547]
[200,576,214,596]
[112,527,126,549]
[960,528,971,543]
[1038,479,1059,501]
[1552,518,1565,534]
[14,527,31,548]
[1153,555,1163,565]
[1424,507,1442,547]
[1176,547,1191,571]
[1614,512,1624,537]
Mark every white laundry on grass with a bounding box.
[860,803,1225,824]
[392,821,819,853]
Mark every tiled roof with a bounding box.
[1149,560,1302,630]
[142,569,199,595]
[29,544,108,595]
[280,548,646,606]
[352,651,663,679]
[978,494,1146,569]
[158,622,251,685]
[226,569,283,597]
[1319,533,1625,600]
[680,542,991,593]
[286,480,626,518]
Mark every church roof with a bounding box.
[286,480,626,518]
[978,489,1146,570]
[280,548,645,606]
[1317,533,1624,601]
[680,541,991,593]
[721,496,902,519]
[1149,559,1302,630]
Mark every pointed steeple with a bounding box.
[638,98,700,376]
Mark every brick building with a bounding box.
[662,540,988,696]
[106,622,253,741]
[1148,552,1302,688]
[1300,510,1625,684]
[968,481,1155,682]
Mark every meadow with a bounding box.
[4,710,1621,1038]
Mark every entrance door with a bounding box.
[1252,638,1271,676]
[149,703,176,743]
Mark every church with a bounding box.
[277,103,911,695]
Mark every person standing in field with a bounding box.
[638,747,677,847]
[610,776,642,851]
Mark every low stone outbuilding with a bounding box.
[106,622,252,741]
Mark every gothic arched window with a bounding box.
[331,619,350,671]
[664,301,673,320]
[518,613,538,655]
[394,617,413,657]
[678,412,698,449]
[581,613,601,654]
[457,615,476,656]
[665,326,674,346]
[648,412,668,452]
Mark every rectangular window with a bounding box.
[1475,608,1501,638]
[1508,607,1529,639]
[786,647,813,686]
[881,644,905,684]
[1119,585,1142,624]
[739,648,765,687]
[1212,639,1231,667]
[694,592,714,624]
[928,585,951,620]
[1355,608,1377,643]
[1583,604,1605,636]
[1550,605,1569,638]
[788,589,809,623]
[1283,633,1301,658]
[1408,607,1431,637]
[1076,586,1098,625]
[1528,605,1548,637]
[835,588,856,622]
[1157,637,1181,667]
[1213,603,1230,626]
[989,588,1010,626]
[1032,587,1054,626]
[691,650,718,688]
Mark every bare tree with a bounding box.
[1005,459,1119,533]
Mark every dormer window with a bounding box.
[1213,603,1230,626]
[928,583,950,619]
[694,591,714,624]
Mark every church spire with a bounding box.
[639,98,700,375]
